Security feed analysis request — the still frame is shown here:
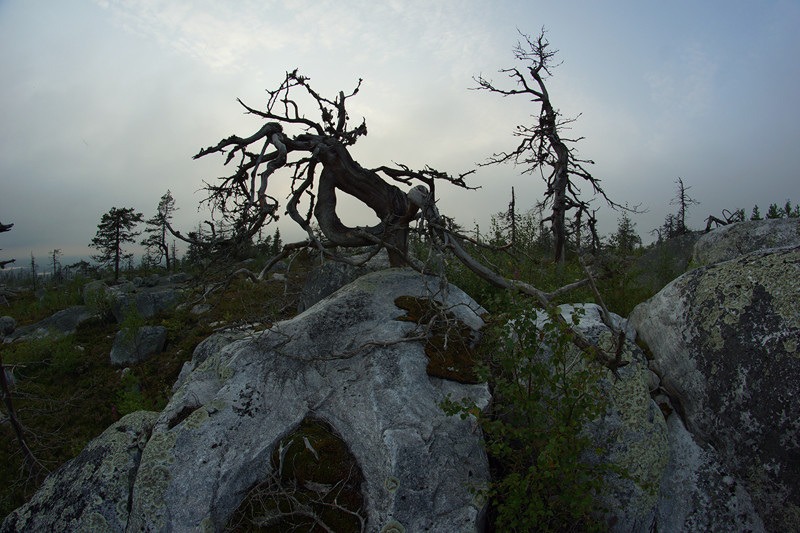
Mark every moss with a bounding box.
[225,416,365,532]
[394,295,481,384]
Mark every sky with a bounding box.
[1,0,799,267]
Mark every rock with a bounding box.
[655,413,765,532]
[167,272,190,284]
[109,326,168,366]
[269,259,288,272]
[128,269,489,532]
[6,306,93,341]
[523,304,669,533]
[172,329,253,392]
[6,269,490,532]
[114,280,136,293]
[629,245,800,531]
[297,249,391,312]
[693,217,800,266]
[144,274,160,287]
[0,316,16,336]
[111,289,183,323]
[0,411,160,533]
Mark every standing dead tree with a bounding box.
[473,29,626,263]
[0,221,14,270]
[671,177,700,235]
[0,220,45,479]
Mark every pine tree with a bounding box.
[141,191,178,271]
[90,207,143,282]
[750,205,762,221]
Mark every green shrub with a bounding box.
[116,372,148,416]
[443,305,623,532]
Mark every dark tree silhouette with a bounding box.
[0,220,14,270]
[670,177,700,234]
[142,190,178,271]
[172,69,629,373]
[473,29,627,263]
[90,207,143,282]
[169,70,473,267]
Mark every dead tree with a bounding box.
[0,220,45,478]
[173,70,628,373]
[671,177,700,235]
[474,29,627,263]
[0,220,14,270]
[170,70,473,268]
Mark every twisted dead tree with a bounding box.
[170,69,628,373]
[474,29,631,263]
[168,70,472,269]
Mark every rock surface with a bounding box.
[629,245,800,531]
[5,305,92,342]
[0,411,160,533]
[655,413,765,532]
[111,289,183,323]
[3,269,490,532]
[0,315,15,336]
[109,325,169,366]
[693,217,800,265]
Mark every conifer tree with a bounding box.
[142,191,178,271]
[90,207,143,282]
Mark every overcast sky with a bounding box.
[1,0,798,266]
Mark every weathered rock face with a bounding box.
[693,217,800,266]
[109,325,168,366]
[4,269,490,532]
[111,289,183,323]
[527,304,669,533]
[0,411,160,532]
[629,245,800,531]
[5,305,92,342]
[655,413,765,532]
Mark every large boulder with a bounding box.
[4,269,490,532]
[5,305,93,342]
[0,316,16,336]
[629,245,800,531]
[109,326,168,366]
[111,289,183,323]
[0,411,160,532]
[693,217,800,265]
[655,413,765,532]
